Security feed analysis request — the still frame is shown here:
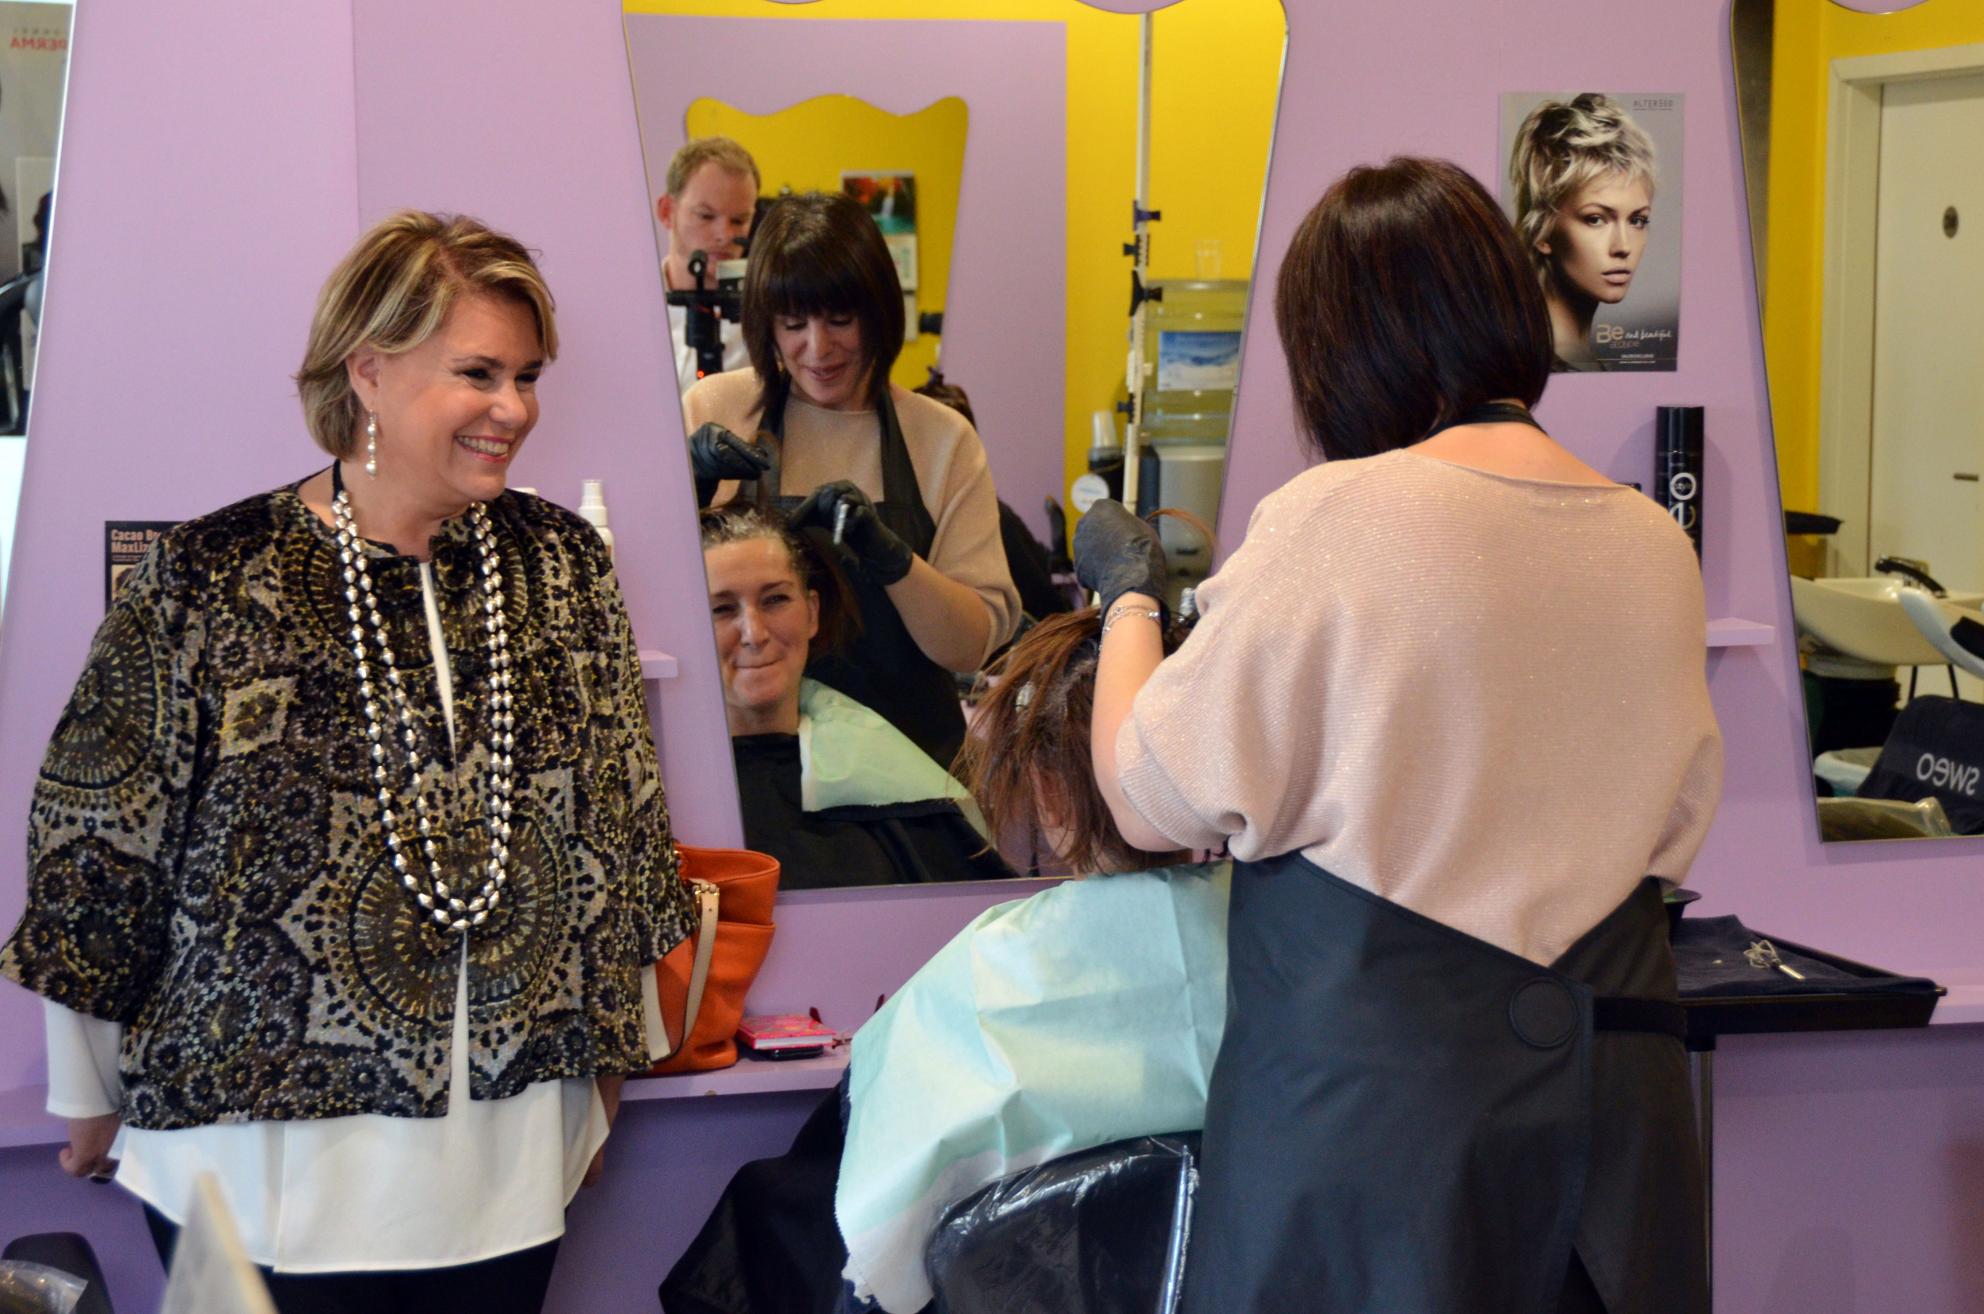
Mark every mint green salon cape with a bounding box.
[797,678,985,825]
[837,861,1230,1313]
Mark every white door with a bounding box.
[1869,71,1984,597]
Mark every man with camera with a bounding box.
[657,136,760,394]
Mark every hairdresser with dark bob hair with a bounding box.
[1075,157,1721,1313]
[683,192,1018,769]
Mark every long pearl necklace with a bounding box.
[331,479,515,934]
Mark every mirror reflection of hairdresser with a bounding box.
[1077,158,1722,1314]
[1509,94,1657,372]
[701,505,1016,887]
[0,212,694,1314]
[657,136,759,394]
[683,192,1020,771]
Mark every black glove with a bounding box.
[1073,498,1168,620]
[688,423,773,506]
[791,480,914,586]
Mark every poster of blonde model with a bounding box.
[1500,91,1684,372]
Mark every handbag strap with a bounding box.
[659,879,721,1059]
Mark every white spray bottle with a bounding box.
[578,479,614,560]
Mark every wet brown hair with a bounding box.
[742,191,904,414]
[1274,156,1552,463]
[957,510,1212,874]
[959,609,1195,875]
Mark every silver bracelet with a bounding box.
[1101,604,1164,637]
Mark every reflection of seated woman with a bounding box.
[703,505,1016,889]
[683,192,1020,769]
[1508,92,1657,371]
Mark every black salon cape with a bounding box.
[658,1086,871,1314]
[732,735,1015,891]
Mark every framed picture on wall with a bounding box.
[843,171,919,291]
[1499,91,1685,373]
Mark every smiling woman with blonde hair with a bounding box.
[1,208,691,1314]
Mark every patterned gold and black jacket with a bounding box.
[0,485,694,1129]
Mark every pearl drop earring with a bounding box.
[365,412,379,479]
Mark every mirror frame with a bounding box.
[1732,0,1984,842]
[625,0,1289,885]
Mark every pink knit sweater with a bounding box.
[1117,449,1723,965]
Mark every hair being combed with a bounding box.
[666,136,761,197]
[1508,93,1658,278]
[296,210,558,459]
[956,510,1211,875]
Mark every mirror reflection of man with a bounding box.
[657,136,760,396]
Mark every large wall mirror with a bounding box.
[624,0,1286,886]
[1735,0,1984,842]
[0,0,72,627]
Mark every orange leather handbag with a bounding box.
[650,844,780,1075]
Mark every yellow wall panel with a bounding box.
[1763,0,1984,514]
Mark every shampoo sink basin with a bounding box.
[1791,576,1984,670]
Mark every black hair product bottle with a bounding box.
[1655,406,1704,563]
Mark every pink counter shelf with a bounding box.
[1706,618,1775,648]
[624,1048,851,1101]
[0,1047,857,1148]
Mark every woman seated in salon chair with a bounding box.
[663,554,1221,1314]
[702,502,1015,889]
[682,191,1021,771]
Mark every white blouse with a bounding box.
[42,564,665,1273]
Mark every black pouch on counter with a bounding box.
[1672,916,1941,1000]
[1856,695,1984,834]
[927,1134,1199,1314]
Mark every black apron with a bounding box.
[750,388,965,770]
[1182,854,1706,1314]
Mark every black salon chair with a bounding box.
[925,1134,1199,1314]
[2,1233,117,1314]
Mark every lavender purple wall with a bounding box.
[2,1,1982,1312]
[0,0,357,1303]
[624,15,1068,544]
[0,0,361,1091]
